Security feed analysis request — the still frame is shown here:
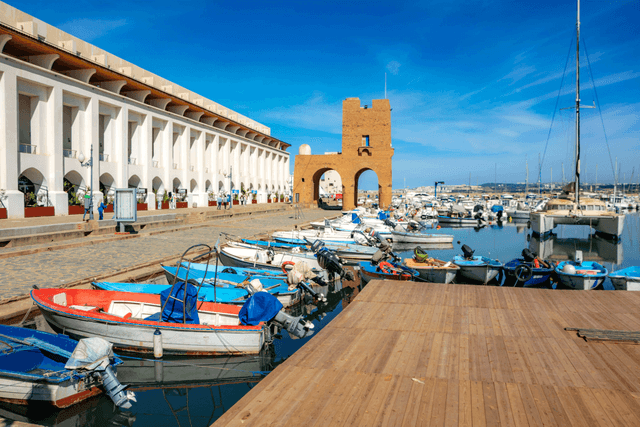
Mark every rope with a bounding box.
[582,37,617,180]
[540,34,574,173]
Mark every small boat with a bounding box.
[0,324,131,409]
[32,288,268,356]
[501,249,555,287]
[390,230,454,244]
[608,266,640,291]
[555,260,608,290]
[219,246,321,272]
[437,215,484,227]
[358,260,419,285]
[403,257,459,284]
[452,245,502,284]
[233,240,378,263]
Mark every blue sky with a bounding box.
[14,0,640,189]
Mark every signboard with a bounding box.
[114,188,137,223]
[232,189,240,194]
[252,190,257,194]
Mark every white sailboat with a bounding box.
[530,0,625,239]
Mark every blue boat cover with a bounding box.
[159,282,200,324]
[377,211,388,220]
[239,292,283,326]
[491,205,504,213]
[351,213,361,224]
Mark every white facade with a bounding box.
[320,170,342,196]
[0,6,290,218]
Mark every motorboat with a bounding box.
[0,325,132,409]
[452,245,502,284]
[403,256,458,284]
[219,245,322,272]
[607,266,640,291]
[555,251,608,290]
[358,260,419,285]
[502,249,554,287]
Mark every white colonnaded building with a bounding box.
[0,2,291,218]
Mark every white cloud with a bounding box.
[59,18,128,42]
[386,61,401,75]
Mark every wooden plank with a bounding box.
[382,375,415,427]
[445,379,460,427]
[482,381,501,427]
[470,380,486,427]
[505,382,530,427]
[459,380,473,427]
[493,382,516,427]
[430,378,449,426]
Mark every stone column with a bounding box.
[195,129,206,207]
[0,68,24,217]
[114,104,128,189]
[45,85,68,214]
[140,112,153,210]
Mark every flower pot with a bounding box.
[208,201,217,207]
[252,200,257,204]
[68,205,84,215]
[24,206,55,218]
[137,203,148,211]
[267,199,271,203]
[0,208,7,219]
[105,204,114,213]
[233,200,239,205]
[161,202,170,209]
[176,202,188,209]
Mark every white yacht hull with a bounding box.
[530,212,624,238]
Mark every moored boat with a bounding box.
[608,266,640,291]
[403,257,459,284]
[0,324,132,409]
[358,260,419,285]
[452,245,502,284]
[555,255,608,290]
[32,288,268,356]
[219,246,322,272]
[502,254,554,287]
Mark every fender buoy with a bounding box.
[281,261,296,274]
[379,261,393,274]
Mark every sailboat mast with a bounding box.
[575,0,581,206]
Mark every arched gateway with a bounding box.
[293,98,393,210]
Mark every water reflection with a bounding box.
[529,232,623,264]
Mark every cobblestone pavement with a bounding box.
[0,209,335,300]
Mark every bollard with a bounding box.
[153,328,163,358]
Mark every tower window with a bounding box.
[362,135,370,147]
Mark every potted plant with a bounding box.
[176,192,188,209]
[252,193,257,204]
[24,191,55,217]
[208,191,216,207]
[161,191,170,209]
[0,190,7,219]
[67,190,84,215]
[233,194,239,205]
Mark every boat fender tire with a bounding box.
[282,261,296,274]
[515,264,533,282]
[379,261,393,274]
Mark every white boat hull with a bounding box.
[40,310,266,356]
[530,212,625,238]
[457,265,500,284]
[0,375,102,408]
[556,273,607,290]
[609,277,640,291]
[390,231,453,244]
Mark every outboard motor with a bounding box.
[461,244,475,260]
[271,310,315,339]
[315,246,355,281]
[383,219,396,229]
[239,291,314,339]
[522,248,536,263]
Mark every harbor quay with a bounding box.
[0,204,337,321]
[214,280,640,426]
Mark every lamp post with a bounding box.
[434,181,445,199]
[78,146,94,220]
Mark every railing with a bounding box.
[63,149,77,158]
[173,163,178,169]
[152,160,159,168]
[99,153,109,162]
[128,157,136,165]
[19,143,37,154]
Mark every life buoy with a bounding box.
[533,258,540,268]
[281,261,296,274]
[379,261,394,274]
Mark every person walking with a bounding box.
[217,194,222,210]
[82,194,91,221]
[98,200,107,220]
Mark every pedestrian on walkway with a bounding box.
[217,194,222,210]
[98,200,107,220]
[82,194,91,221]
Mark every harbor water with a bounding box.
[2,213,639,426]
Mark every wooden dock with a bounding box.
[213,280,640,426]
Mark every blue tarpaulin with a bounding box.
[491,205,504,213]
[157,282,200,324]
[350,213,361,224]
[377,211,389,220]
[239,292,283,326]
